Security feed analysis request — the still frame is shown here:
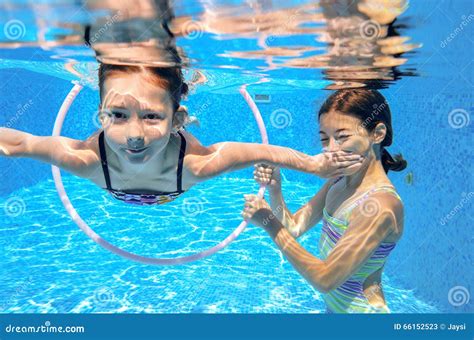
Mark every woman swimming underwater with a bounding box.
[243,89,407,313]
[0,64,364,206]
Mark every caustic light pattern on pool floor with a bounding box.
[0,176,439,313]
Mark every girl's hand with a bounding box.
[242,194,273,228]
[253,163,281,190]
[313,151,364,178]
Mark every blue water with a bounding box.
[1,0,473,314]
[0,176,438,313]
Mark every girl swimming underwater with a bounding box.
[0,64,364,206]
[243,89,407,313]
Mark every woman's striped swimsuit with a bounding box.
[319,185,402,313]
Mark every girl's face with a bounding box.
[100,72,175,164]
[319,110,385,175]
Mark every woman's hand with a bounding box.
[253,163,281,191]
[242,194,274,228]
[313,151,364,178]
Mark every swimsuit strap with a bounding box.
[176,131,187,193]
[99,130,187,194]
[98,131,113,190]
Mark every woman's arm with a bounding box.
[0,127,99,177]
[243,192,403,293]
[185,141,363,181]
[249,171,334,237]
[278,179,334,238]
[253,164,295,229]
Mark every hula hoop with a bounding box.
[51,81,268,265]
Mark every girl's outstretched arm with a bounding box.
[0,127,99,177]
[242,192,403,293]
[184,140,364,181]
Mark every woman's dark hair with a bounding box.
[98,63,188,112]
[318,89,407,173]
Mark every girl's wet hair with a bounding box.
[98,63,189,113]
[318,89,407,173]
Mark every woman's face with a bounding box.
[100,71,175,164]
[319,110,383,174]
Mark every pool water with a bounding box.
[1,0,473,314]
[0,176,439,313]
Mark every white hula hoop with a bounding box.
[51,82,268,265]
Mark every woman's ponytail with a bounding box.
[381,147,407,173]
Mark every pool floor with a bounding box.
[0,176,440,313]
